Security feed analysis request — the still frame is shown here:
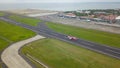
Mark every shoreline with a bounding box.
[3,9,120,34]
[0,2,120,11]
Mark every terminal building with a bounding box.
[58,13,76,18]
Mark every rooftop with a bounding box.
[116,16,120,19]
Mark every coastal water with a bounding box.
[0,2,120,11]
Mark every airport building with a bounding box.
[64,13,76,18]
[116,16,120,24]
[58,13,76,18]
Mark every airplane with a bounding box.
[67,36,78,40]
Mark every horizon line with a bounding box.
[0,2,120,3]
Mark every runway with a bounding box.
[0,15,120,60]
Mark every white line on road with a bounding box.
[106,49,120,55]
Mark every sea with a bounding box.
[0,2,120,11]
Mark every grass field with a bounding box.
[22,38,120,68]
[0,12,5,16]
[0,20,36,51]
[46,22,120,48]
[9,15,41,26]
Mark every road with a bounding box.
[0,14,120,68]
[1,35,45,68]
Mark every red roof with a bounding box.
[99,15,117,20]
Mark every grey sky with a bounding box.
[0,0,120,3]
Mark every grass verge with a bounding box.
[9,15,41,26]
[0,20,36,52]
[22,38,120,68]
[46,22,120,48]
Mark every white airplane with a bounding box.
[67,36,78,40]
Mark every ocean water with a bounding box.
[0,2,120,11]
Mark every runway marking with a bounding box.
[106,49,120,55]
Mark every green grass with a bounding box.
[0,20,36,67]
[0,38,9,51]
[9,15,41,26]
[46,22,120,48]
[0,12,5,16]
[27,56,45,68]
[22,38,120,68]
[0,20,36,52]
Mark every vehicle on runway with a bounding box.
[67,36,78,40]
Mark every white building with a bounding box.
[65,13,76,18]
[116,16,120,24]
[76,10,91,14]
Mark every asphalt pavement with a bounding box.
[0,15,120,60]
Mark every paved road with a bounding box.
[1,16,120,61]
[1,35,45,68]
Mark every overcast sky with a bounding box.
[0,0,120,3]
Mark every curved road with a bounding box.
[1,35,45,68]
